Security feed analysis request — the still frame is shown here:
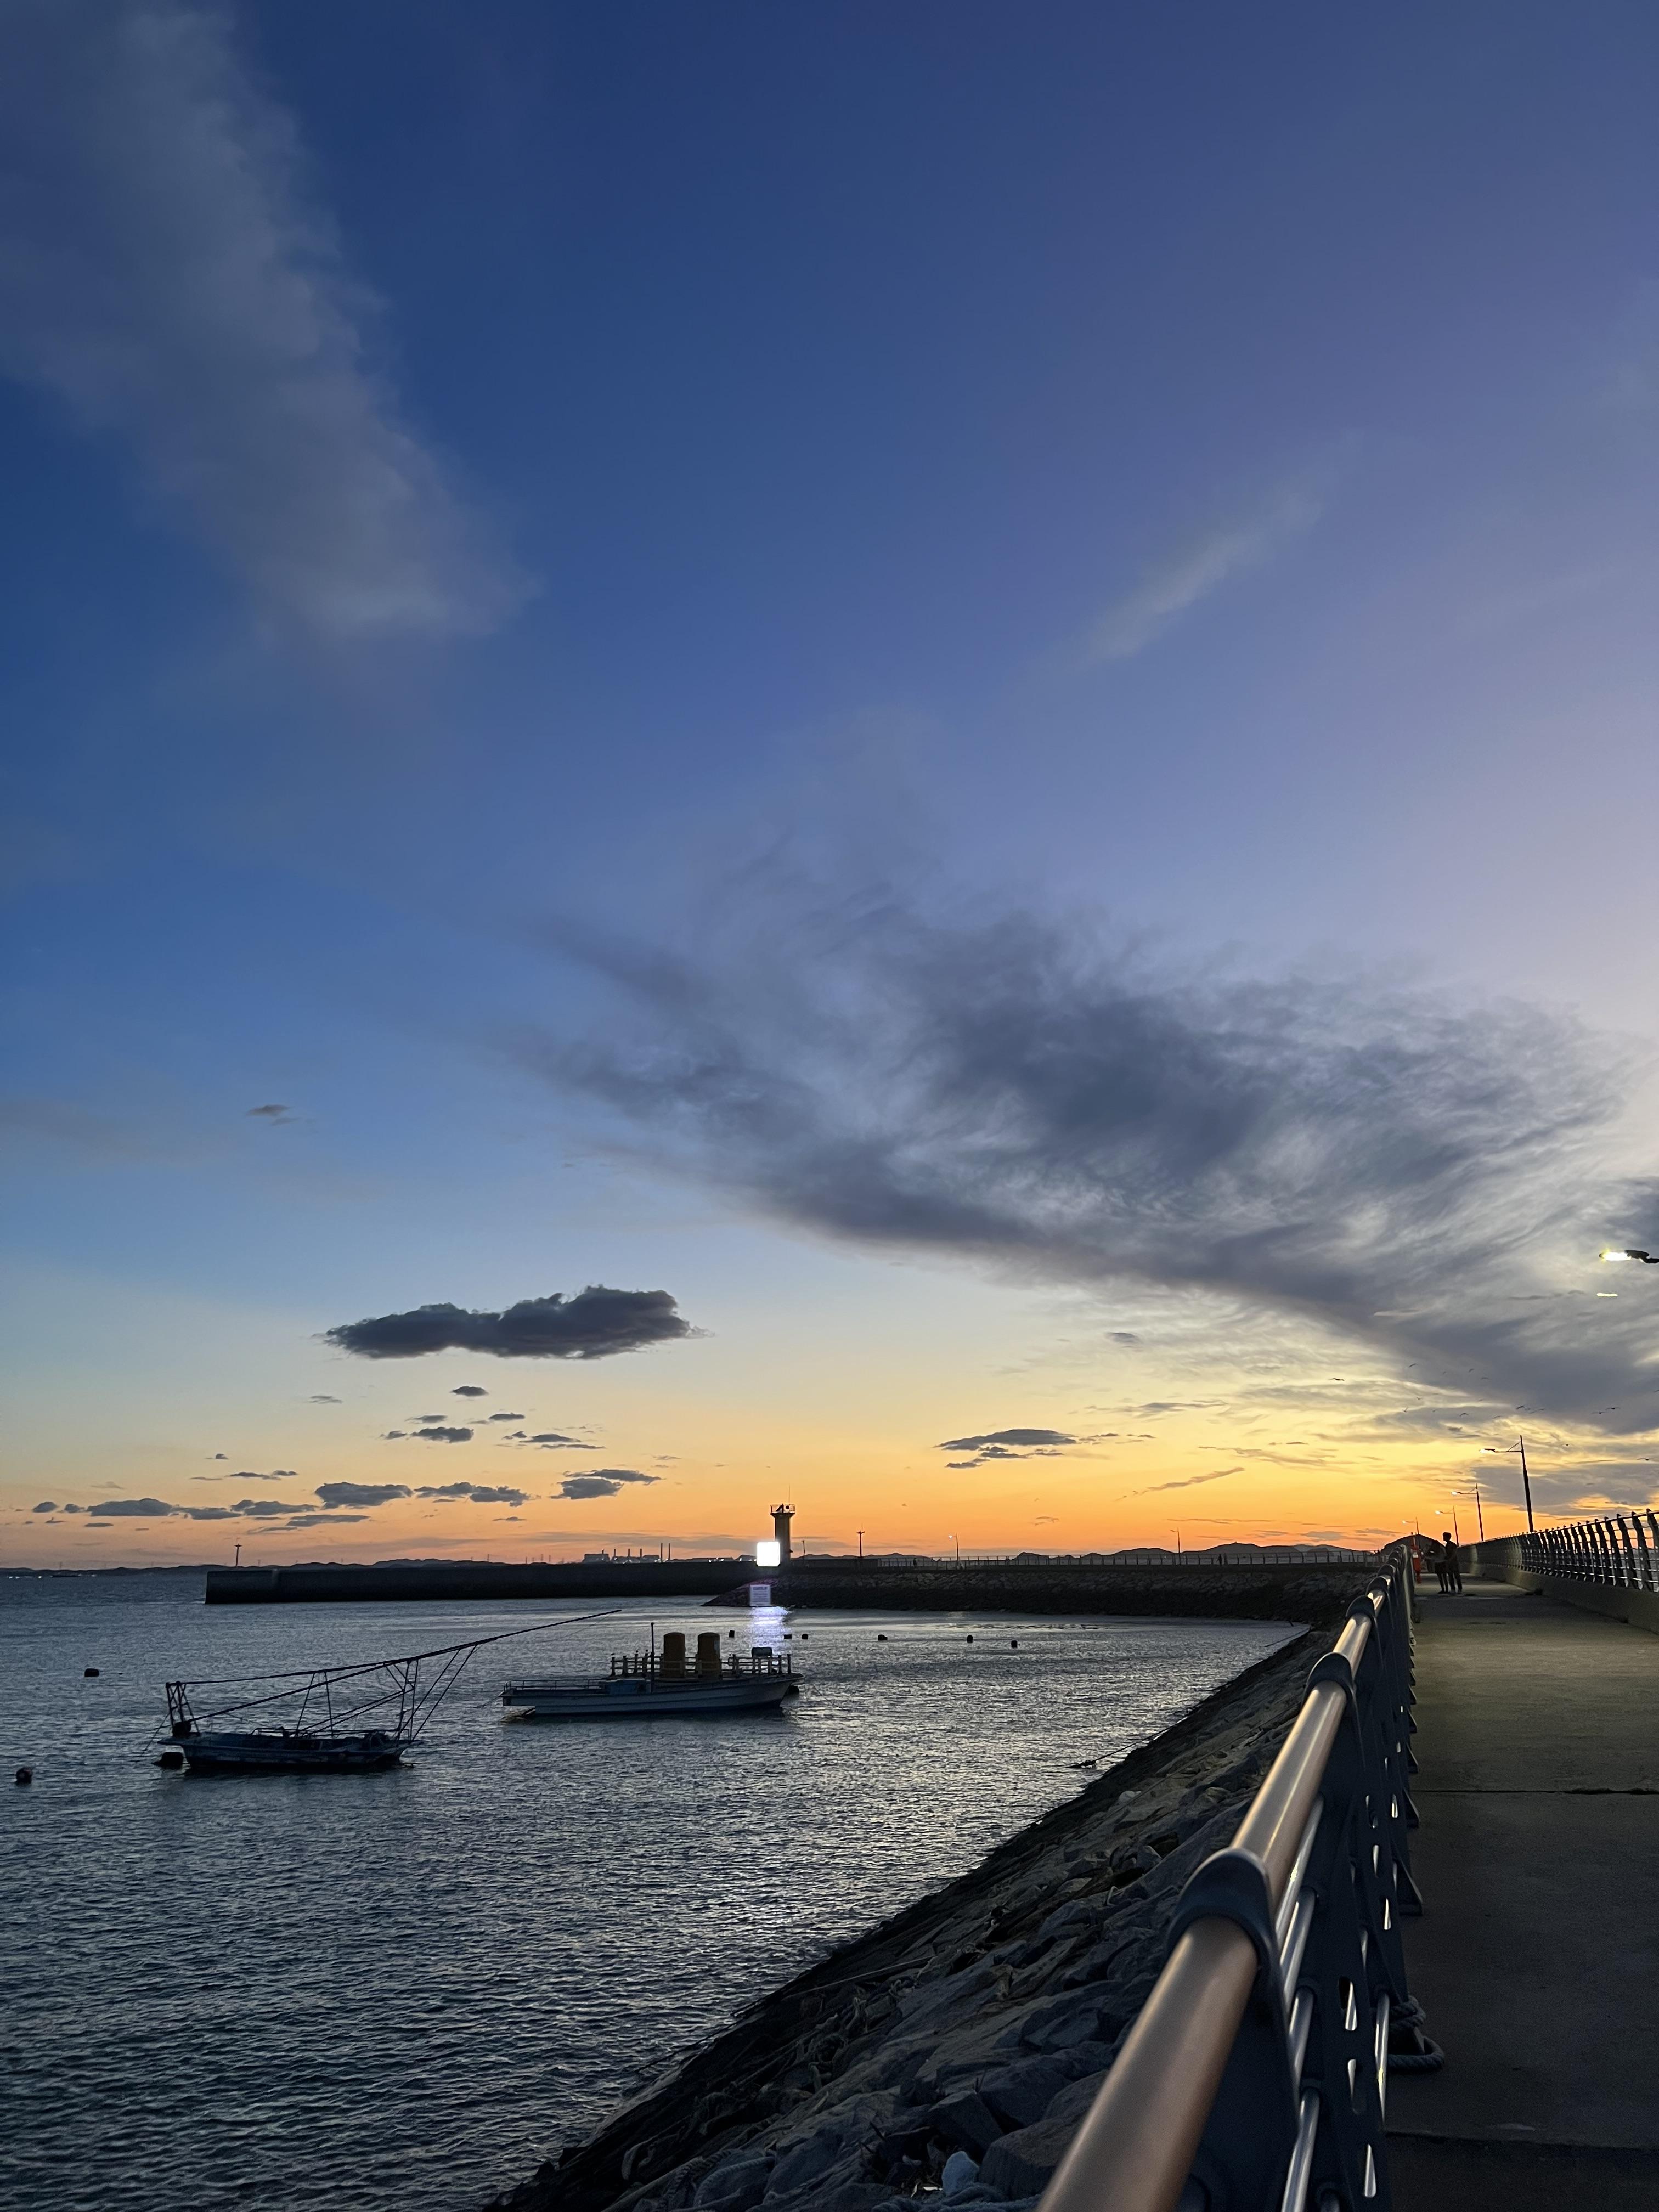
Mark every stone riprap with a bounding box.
[488,1626,1329,2212]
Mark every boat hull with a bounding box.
[502,1675,797,1718]
[175,1730,408,1772]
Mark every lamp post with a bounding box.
[1452,1480,1486,1543]
[1600,1248,1658,1263]
[1482,1436,1534,1532]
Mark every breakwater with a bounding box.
[205,1557,1367,1621]
[204,1559,752,1603]
[773,1560,1362,1625]
[487,1625,1329,2212]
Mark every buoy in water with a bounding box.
[877,1633,888,1641]
[84,1667,99,1678]
[966,1634,973,1643]
[14,1767,31,1786]
[1011,1639,1018,1649]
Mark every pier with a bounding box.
[498,1541,1659,2212]
[1386,1570,1659,2209]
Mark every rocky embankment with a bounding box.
[489,1626,1328,2212]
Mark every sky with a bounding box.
[7,0,1659,1567]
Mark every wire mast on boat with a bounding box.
[157,1607,624,1773]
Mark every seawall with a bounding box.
[204,1560,753,1604]
[770,1561,1363,1625]
[486,1623,1335,2212]
[205,1557,1367,1622]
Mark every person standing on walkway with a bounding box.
[1440,1532,1463,1593]
[1432,1538,1449,1593]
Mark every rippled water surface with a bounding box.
[2,1573,1295,2211]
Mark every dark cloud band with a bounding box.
[556,1469,659,1501]
[938,1428,1077,1449]
[533,899,1659,1432]
[324,1285,691,1362]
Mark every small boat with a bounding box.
[161,1638,479,1774]
[503,1630,798,1719]
[165,1725,408,1773]
[157,1605,626,1774]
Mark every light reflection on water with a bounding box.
[1,1573,1295,2212]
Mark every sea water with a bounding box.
[1,1572,1295,2212]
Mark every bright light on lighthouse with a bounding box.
[755,1538,782,1568]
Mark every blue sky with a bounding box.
[6,2,1659,1562]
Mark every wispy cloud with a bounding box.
[1077,469,1330,665]
[1137,1466,1244,1494]
[0,1094,149,1158]
[0,0,528,641]
[527,888,1659,1435]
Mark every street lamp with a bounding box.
[1600,1249,1657,1263]
[1482,1436,1534,1532]
[1451,1479,1486,1542]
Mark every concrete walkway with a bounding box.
[1386,1575,1659,2209]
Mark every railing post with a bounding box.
[1616,1516,1639,1589]
[1629,1515,1652,1591]
[1162,1851,1300,2212]
[1293,1585,1411,2209]
[1601,1521,1622,1586]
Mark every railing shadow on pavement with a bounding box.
[1036,1549,1440,2212]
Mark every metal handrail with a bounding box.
[1039,1554,1423,2212]
[1483,1513,1659,1593]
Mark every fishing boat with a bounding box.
[163,1720,409,1773]
[157,1605,624,1773]
[503,1629,798,1719]
[160,1635,482,1773]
